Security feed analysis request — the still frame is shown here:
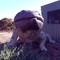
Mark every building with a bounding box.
[41,1,60,41]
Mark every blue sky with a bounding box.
[0,0,58,20]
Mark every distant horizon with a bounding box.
[0,0,58,20]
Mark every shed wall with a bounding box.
[41,1,60,40]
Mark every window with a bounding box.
[47,9,60,24]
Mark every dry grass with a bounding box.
[0,31,13,44]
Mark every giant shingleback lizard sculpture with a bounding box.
[7,10,55,51]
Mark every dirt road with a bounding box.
[0,31,13,44]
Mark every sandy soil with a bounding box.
[0,31,13,44]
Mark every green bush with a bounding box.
[7,27,11,30]
[11,25,15,30]
[0,18,15,31]
[0,43,49,60]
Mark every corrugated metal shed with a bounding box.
[41,1,60,41]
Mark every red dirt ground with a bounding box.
[0,31,13,44]
[46,41,60,60]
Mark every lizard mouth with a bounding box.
[14,16,44,23]
[14,18,39,33]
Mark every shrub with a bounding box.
[7,27,11,30]
[0,43,49,60]
[11,25,15,30]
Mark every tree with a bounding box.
[0,18,15,30]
